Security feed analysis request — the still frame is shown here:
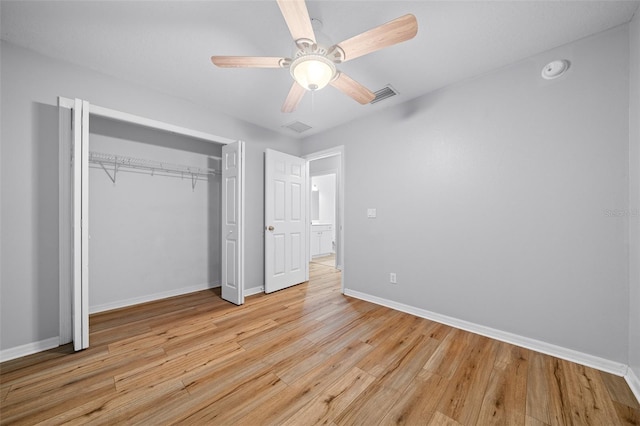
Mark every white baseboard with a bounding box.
[0,336,60,363]
[89,281,221,314]
[245,285,264,297]
[344,289,629,377]
[626,367,640,403]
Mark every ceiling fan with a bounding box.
[211,0,418,113]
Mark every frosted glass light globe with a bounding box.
[290,55,336,91]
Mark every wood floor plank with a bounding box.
[162,317,278,357]
[562,360,621,425]
[272,339,332,385]
[612,400,640,425]
[113,340,243,392]
[379,372,448,425]
[524,414,549,426]
[601,371,640,410]
[281,366,376,426]
[4,347,164,409]
[128,360,272,424]
[422,327,473,379]
[0,378,116,425]
[375,334,441,393]
[0,384,10,402]
[476,343,529,425]
[526,351,574,425]
[1,261,638,425]
[428,411,465,426]
[176,371,286,424]
[435,334,499,425]
[46,379,187,425]
[334,383,402,425]
[358,315,431,378]
[235,343,373,425]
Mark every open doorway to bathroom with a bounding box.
[306,147,343,274]
[310,172,337,268]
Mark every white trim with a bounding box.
[305,159,311,282]
[58,96,234,145]
[0,337,60,363]
[626,368,640,403]
[89,281,221,314]
[344,289,629,376]
[58,98,72,345]
[240,141,246,303]
[80,100,90,348]
[245,285,265,297]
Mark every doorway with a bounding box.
[305,147,344,290]
[310,173,337,266]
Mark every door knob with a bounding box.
[267,225,275,231]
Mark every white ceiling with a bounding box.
[2,1,638,139]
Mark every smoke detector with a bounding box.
[541,60,570,80]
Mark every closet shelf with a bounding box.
[89,151,220,190]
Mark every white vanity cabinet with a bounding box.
[311,224,333,257]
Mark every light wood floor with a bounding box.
[311,253,337,267]
[1,263,639,425]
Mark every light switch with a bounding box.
[367,208,377,218]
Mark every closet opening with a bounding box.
[87,116,224,314]
[59,98,244,351]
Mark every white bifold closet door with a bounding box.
[221,141,245,305]
[72,99,90,351]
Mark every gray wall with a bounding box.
[88,117,223,312]
[302,26,631,363]
[629,12,640,381]
[0,41,300,351]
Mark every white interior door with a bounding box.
[72,99,89,350]
[265,149,308,293]
[221,141,245,305]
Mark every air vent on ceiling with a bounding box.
[370,85,398,104]
[283,121,312,133]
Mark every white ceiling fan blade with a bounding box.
[330,72,375,105]
[211,56,286,68]
[282,81,306,113]
[277,0,316,43]
[335,14,418,62]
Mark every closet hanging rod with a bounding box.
[88,151,220,189]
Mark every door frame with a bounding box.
[58,97,241,348]
[304,146,345,294]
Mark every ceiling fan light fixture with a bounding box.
[290,54,336,91]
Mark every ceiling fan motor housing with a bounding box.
[288,39,345,91]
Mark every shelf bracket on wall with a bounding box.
[191,173,197,191]
[99,158,118,184]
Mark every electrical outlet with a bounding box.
[390,273,397,284]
